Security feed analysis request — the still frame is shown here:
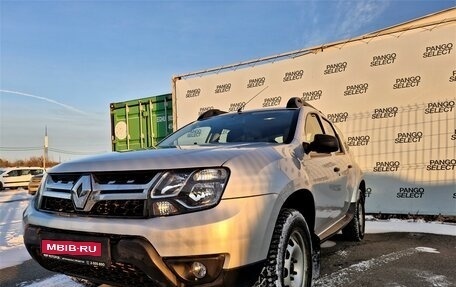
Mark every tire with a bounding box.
[342,194,365,241]
[256,209,312,287]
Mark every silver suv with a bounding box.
[23,98,365,287]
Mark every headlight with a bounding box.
[150,168,229,216]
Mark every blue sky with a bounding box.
[1,0,454,162]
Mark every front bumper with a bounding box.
[25,225,264,287]
[23,194,278,286]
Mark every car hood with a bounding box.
[50,143,283,173]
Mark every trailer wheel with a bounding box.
[257,209,312,287]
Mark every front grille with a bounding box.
[94,171,157,185]
[41,197,74,213]
[93,200,145,217]
[38,171,158,218]
[41,197,146,217]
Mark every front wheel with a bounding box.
[342,194,365,241]
[257,209,312,287]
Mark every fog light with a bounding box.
[191,261,207,279]
[165,254,225,284]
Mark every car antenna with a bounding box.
[237,86,269,113]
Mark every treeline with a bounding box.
[0,157,59,168]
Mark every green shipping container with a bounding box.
[110,94,173,151]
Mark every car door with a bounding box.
[319,117,353,215]
[17,168,33,187]
[3,169,20,187]
[301,113,349,235]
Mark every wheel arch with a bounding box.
[350,179,366,203]
[281,189,316,233]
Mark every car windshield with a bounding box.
[158,109,299,148]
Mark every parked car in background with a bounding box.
[28,173,45,195]
[0,167,44,191]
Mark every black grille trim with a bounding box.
[40,196,147,218]
[28,248,161,287]
[41,258,161,287]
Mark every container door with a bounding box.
[111,94,173,151]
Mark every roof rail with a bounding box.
[286,97,321,112]
[197,109,227,120]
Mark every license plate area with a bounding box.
[40,232,111,267]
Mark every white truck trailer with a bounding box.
[172,8,456,216]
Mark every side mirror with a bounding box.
[304,134,339,154]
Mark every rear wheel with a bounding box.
[256,209,312,287]
[342,193,365,241]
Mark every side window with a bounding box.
[31,169,43,175]
[321,118,342,153]
[8,170,19,177]
[304,113,324,143]
[333,124,350,152]
[21,169,31,176]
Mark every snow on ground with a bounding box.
[1,189,455,286]
[17,275,85,287]
[365,215,456,236]
[0,189,34,269]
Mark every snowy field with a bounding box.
[1,189,455,286]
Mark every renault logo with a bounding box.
[72,175,93,210]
